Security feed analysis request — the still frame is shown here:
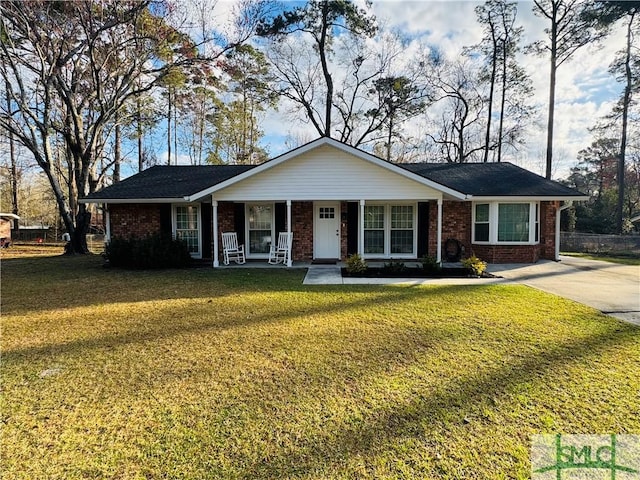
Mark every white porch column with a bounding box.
[359,200,365,256]
[436,198,443,264]
[286,200,292,267]
[104,206,111,243]
[212,198,219,267]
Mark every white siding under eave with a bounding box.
[213,145,442,201]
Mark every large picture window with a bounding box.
[472,202,539,245]
[247,204,273,255]
[498,203,530,242]
[363,204,415,257]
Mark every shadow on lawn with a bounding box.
[241,322,640,479]
[2,282,481,360]
[1,254,312,314]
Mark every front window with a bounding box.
[175,205,200,256]
[390,205,414,254]
[498,203,530,242]
[247,204,273,254]
[364,205,384,254]
[474,203,490,242]
[472,202,539,244]
[363,204,415,257]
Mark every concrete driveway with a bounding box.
[488,255,640,326]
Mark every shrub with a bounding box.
[105,234,192,269]
[345,253,368,274]
[420,255,442,274]
[461,255,487,277]
[383,259,406,273]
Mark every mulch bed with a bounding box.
[341,267,498,279]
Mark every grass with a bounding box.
[561,251,640,265]
[2,247,639,479]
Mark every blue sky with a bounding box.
[149,0,628,180]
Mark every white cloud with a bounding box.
[159,0,624,181]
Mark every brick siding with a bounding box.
[109,204,161,238]
[110,200,558,264]
[427,200,557,263]
[292,201,313,261]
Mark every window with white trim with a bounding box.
[498,203,529,242]
[473,202,539,245]
[174,205,201,257]
[391,205,414,254]
[363,204,416,257]
[247,204,273,255]
[364,205,385,254]
[474,204,490,242]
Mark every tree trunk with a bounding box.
[137,93,144,172]
[114,122,121,183]
[173,89,178,165]
[10,133,18,216]
[545,7,558,180]
[616,11,634,234]
[483,25,498,163]
[69,206,91,254]
[4,80,19,217]
[497,39,508,163]
[319,1,333,136]
[167,87,172,165]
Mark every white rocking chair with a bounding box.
[268,232,293,265]
[221,232,245,265]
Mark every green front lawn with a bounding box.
[2,250,639,479]
[561,251,640,265]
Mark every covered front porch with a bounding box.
[206,198,446,268]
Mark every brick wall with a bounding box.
[110,200,559,264]
[110,204,161,238]
[428,201,472,260]
[292,201,313,261]
[472,244,541,263]
[426,200,558,264]
[214,202,235,260]
[539,201,558,260]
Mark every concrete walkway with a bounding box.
[302,256,640,326]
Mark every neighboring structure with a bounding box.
[0,213,19,247]
[81,137,587,265]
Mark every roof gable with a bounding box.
[82,138,586,203]
[188,137,464,201]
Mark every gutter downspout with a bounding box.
[555,201,572,261]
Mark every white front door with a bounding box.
[314,202,341,259]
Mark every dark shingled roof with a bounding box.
[84,165,256,200]
[401,162,582,197]
[85,160,583,201]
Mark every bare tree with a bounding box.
[426,60,487,163]
[528,0,608,179]
[0,0,266,253]
[258,0,377,138]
